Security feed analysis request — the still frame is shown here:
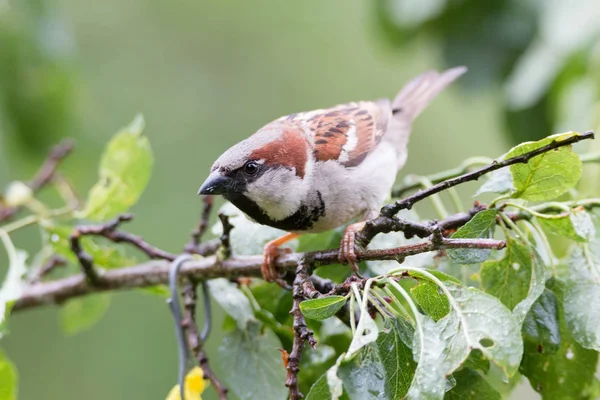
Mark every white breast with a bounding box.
[299,143,398,233]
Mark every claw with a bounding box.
[339,222,366,276]
[261,233,299,287]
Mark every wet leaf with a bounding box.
[537,208,596,242]
[480,237,533,310]
[207,278,254,330]
[217,322,287,400]
[406,282,522,400]
[506,132,582,201]
[300,296,347,321]
[81,115,153,221]
[475,167,514,197]
[520,283,599,399]
[411,280,450,321]
[410,269,460,321]
[522,290,561,355]
[348,311,379,357]
[448,209,497,265]
[338,345,387,400]
[376,318,417,399]
[559,241,600,350]
[481,236,548,325]
[444,368,501,400]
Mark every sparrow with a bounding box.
[199,67,467,286]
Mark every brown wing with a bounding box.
[299,101,389,167]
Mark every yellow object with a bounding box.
[165,367,208,400]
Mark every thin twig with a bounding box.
[218,213,234,258]
[30,139,75,191]
[286,262,316,400]
[70,230,102,285]
[0,139,74,222]
[72,213,177,259]
[184,196,214,254]
[14,236,505,311]
[29,255,68,284]
[381,131,594,218]
[182,282,228,400]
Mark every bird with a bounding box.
[198,67,467,286]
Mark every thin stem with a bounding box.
[417,177,449,219]
[500,212,531,245]
[0,229,17,266]
[523,220,556,276]
[447,187,465,213]
[370,288,401,318]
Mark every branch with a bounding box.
[69,214,177,284]
[184,196,214,254]
[14,236,505,311]
[182,282,228,400]
[218,213,234,258]
[286,262,316,400]
[0,139,74,222]
[381,131,594,217]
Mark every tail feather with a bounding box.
[391,66,467,121]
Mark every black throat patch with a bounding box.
[224,191,325,232]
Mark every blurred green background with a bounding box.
[1,0,599,399]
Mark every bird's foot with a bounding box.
[261,233,299,288]
[339,222,366,277]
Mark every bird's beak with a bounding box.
[198,171,230,195]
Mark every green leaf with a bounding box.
[80,115,153,221]
[448,209,497,264]
[0,349,17,400]
[475,167,514,197]
[59,294,111,335]
[460,350,490,374]
[444,368,501,400]
[407,316,448,400]
[306,374,332,400]
[537,208,596,242]
[559,241,600,351]
[480,237,533,310]
[522,290,561,355]
[0,232,28,337]
[445,285,523,376]
[207,278,254,330]
[411,280,450,321]
[306,374,350,400]
[407,284,522,400]
[338,345,387,400]
[250,282,293,324]
[300,296,347,321]
[481,235,548,325]
[217,322,287,400]
[520,284,599,399]
[410,269,460,321]
[506,132,583,201]
[376,318,416,399]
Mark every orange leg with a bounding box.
[339,222,366,275]
[262,233,300,284]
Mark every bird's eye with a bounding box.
[243,161,259,175]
